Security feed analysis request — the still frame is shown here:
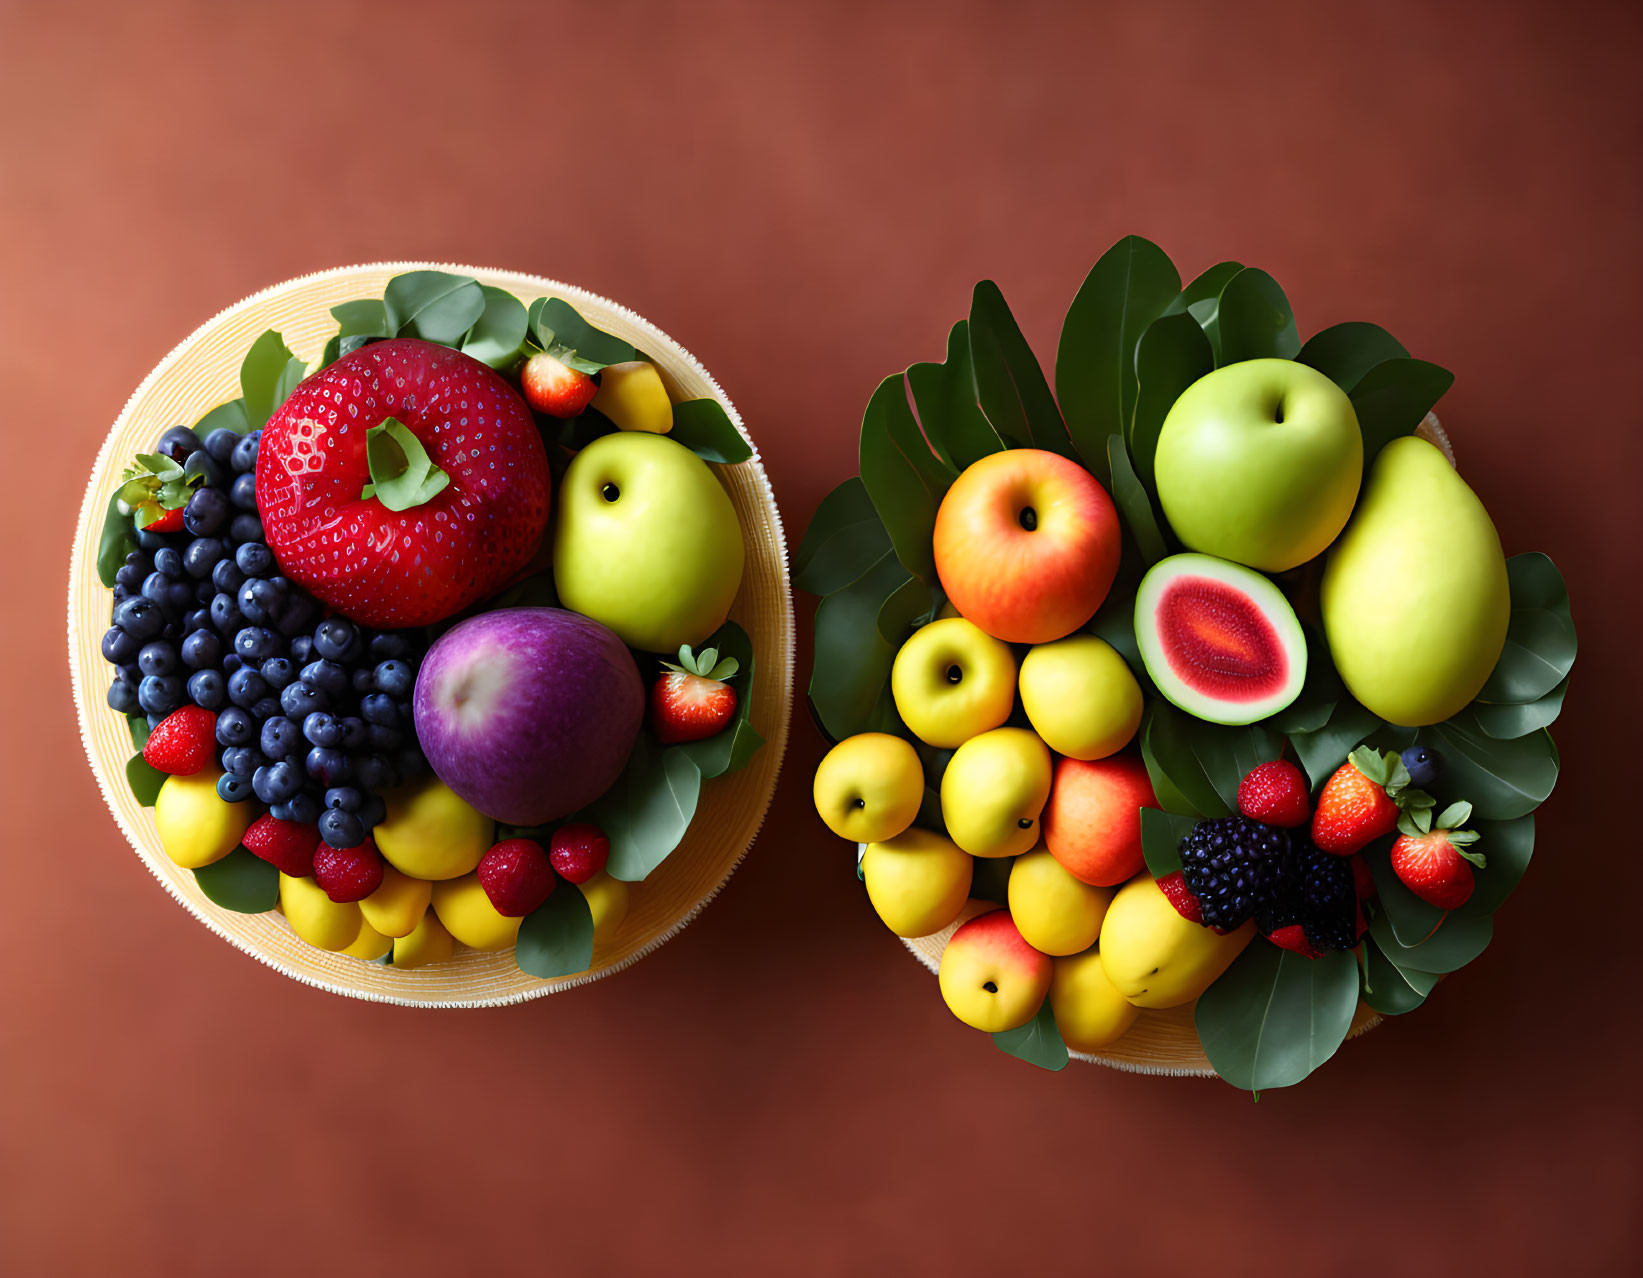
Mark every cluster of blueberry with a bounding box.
[101,424,427,849]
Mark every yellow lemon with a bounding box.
[1049,946,1140,1051]
[154,769,252,869]
[279,873,363,952]
[592,361,673,434]
[392,911,455,969]
[577,872,631,952]
[374,778,493,881]
[430,874,522,951]
[359,865,432,939]
[342,918,393,960]
[1007,848,1113,956]
[862,828,972,937]
[1019,635,1142,760]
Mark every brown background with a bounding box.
[3,1,1640,1274]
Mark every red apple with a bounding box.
[937,909,1053,1032]
[1042,752,1158,887]
[932,449,1121,644]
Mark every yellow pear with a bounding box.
[430,874,522,951]
[940,728,1051,857]
[359,865,432,939]
[813,732,924,843]
[1049,946,1139,1051]
[279,873,363,953]
[154,769,252,869]
[374,778,493,881]
[1098,875,1253,1008]
[1018,635,1142,760]
[1007,848,1113,956]
[392,911,455,969]
[861,828,973,937]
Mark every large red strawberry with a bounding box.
[256,339,549,628]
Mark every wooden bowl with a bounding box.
[67,263,793,1006]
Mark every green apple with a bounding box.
[1154,359,1363,572]
[554,432,745,652]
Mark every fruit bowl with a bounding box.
[68,263,792,1005]
[801,237,1574,1086]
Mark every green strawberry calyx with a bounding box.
[1348,746,1437,822]
[522,331,607,377]
[662,644,739,684]
[1396,798,1486,868]
[359,418,450,512]
[116,452,203,528]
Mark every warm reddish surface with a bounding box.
[4,2,1640,1274]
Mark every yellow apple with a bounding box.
[154,769,252,869]
[392,911,455,969]
[938,909,1053,1032]
[813,732,924,843]
[1099,875,1254,1008]
[359,865,432,939]
[1007,848,1113,956]
[430,874,522,951]
[861,828,973,937]
[940,727,1051,858]
[373,778,493,881]
[1049,946,1140,1051]
[1018,635,1142,760]
[890,617,1017,748]
[592,360,673,434]
[279,873,364,953]
[342,918,393,961]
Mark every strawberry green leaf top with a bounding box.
[663,644,740,683]
[361,417,451,512]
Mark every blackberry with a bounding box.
[1255,834,1358,953]
[1178,817,1291,931]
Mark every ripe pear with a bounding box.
[941,728,1052,857]
[1098,875,1253,1008]
[862,828,973,937]
[1321,435,1509,726]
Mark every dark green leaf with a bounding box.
[461,286,529,369]
[677,621,764,779]
[1478,553,1577,704]
[515,880,597,978]
[1186,719,1285,812]
[239,329,299,430]
[318,335,342,370]
[1107,436,1167,566]
[1140,807,1196,877]
[1472,675,1568,739]
[96,492,135,587]
[193,845,278,914]
[384,271,486,345]
[1129,312,1214,493]
[1348,358,1455,461]
[126,753,167,807]
[794,478,893,597]
[1362,837,1446,946]
[1362,935,1440,1015]
[127,716,150,751]
[332,298,389,339]
[1268,627,1344,735]
[1297,322,1410,393]
[969,279,1070,457]
[877,573,933,649]
[1195,944,1359,1091]
[992,997,1069,1071]
[669,398,753,464]
[527,296,637,368]
[1215,269,1300,364]
[1288,698,1381,789]
[1163,261,1243,320]
[364,418,450,511]
[907,319,1004,471]
[273,355,308,413]
[1055,235,1180,480]
[192,397,252,438]
[1424,712,1558,820]
[858,374,946,583]
[1142,703,1232,817]
[594,738,702,882]
[1369,906,1491,974]
[1460,813,1535,917]
[808,551,907,741]
[1086,582,1145,683]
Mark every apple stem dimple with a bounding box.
[1018,506,1038,532]
[601,483,620,503]
[982,981,998,993]
[946,665,963,684]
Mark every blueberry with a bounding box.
[114,562,147,593]
[288,634,314,664]
[373,659,414,697]
[318,807,364,849]
[187,669,226,709]
[230,472,258,511]
[124,548,155,575]
[107,679,141,715]
[395,749,426,780]
[369,631,415,660]
[367,723,404,751]
[281,681,327,719]
[230,512,264,544]
[227,667,268,708]
[221,746,257,778]
[138,674,184,716]
[182,607,214,634]
[358,794,387,831]
[339,716,367,750]
[1400,746,1440,790]
[303,711,343,748]
[234,542,273,578]
[268,801,295,821]
[204,427,241,464]
[234,626,280,661]
[212,557,246,594]
[134,527,170,551]
[115,662,141,686]
[257,657,293,690]
[183,537,226,578]
[143,573,192,615]
[183,486,230,538]
[154,426,201,462]
[217,773,255,803]
[276,594,317,637]
[141,571,173,604]
[215,706,255,746]
[112,597,164,641]
[285,790,323,824]
[360,693,398,726]
[102,626,140,664]
[306,746,350,787]
[260,715,302,759]
[324,786,363,813]
[252,696,282,721]
[237,579,274,624]
[352,753,395,790]
[194,579,216,604]
[313,618,361,663]
[231,431,260,474]
[209,592,243,634]
[137,641,180,677]
[183,448,228,491]
[153,546,186,579]
[350,667,374,694]
[301,659,349,698]
[254,761,303,805]
[180,629,222,669]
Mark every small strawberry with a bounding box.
[1266,924,1326,960]
[312,838,385,903]
[142,705,217,775]
[549,823,610,885]
[1311,746,1434,856]
[520,349,598,419]
[1390,801,1485,910]
[142,505,186,533]
[1157,871,1205,925]
[477,838,558,916]
[1237,760,1310,827]
[650,644,739,744]
[115,451,200,534]
[243,814,321,878]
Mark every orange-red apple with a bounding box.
[937,908,1053,1032]
[1041,752,1159,887]
[932,448,1121,644]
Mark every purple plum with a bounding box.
[413,607,643,824]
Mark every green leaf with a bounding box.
[461,286,529,369]
[1461,813,1534,917]
[239,329,300,430]
[1055,235,1180,480]
[332,298,389,339]
[1215,269,1300,364]
[1129,312,1214,493]
[1195,944,1359,1091]
[1086,582,1146,683]
[384,271,486,345]
[1348,358,1455,461]
[1472,675,1568,739]
[1288,698,1381,789]
[363,418,450,512]
[992,997,1069,1071]
[127,716,150,751]
[1142,703,1232,818]
[273,355,308,412]
[794,478,893,597]
[1268,627,1344,735]
[515,880,597,978]
[191,397,252,438]
[1107,436,1167,566]
[669,398,753,464]
[193,845,278,913]
[1479,553,1577,704]
[126,753,167,807]
[1140,807,1197,877]
[1369,906,1492,974]
[969,279,1070,457]
[1163,261,1243,321]
[527,296,637,369]
[808,551,907,741]
[877,573,933,648]
[1424,712,1558,820]
[1362,837,1445,946]
[595,738,703,882]
[1362,935,1440,1016]
[858,374,948,583]
[96,491,136,587]
[677,621,764,779]
[1297,322,1410,393]
[906,320,1004,471]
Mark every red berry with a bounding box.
[1157,871,1205,925]
[141,706,217,775]
[1236,760,1310,827]
[1311,754,1401,855]
[143,505,186,533]
[242,814,321,878]
[1390,830,1478,910]
[477,838,558,916]
[649,672,736,744]
[549,824,610,885]
[1266,923,1326,960]
[312,838,385,903]
[520,351,597,418]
